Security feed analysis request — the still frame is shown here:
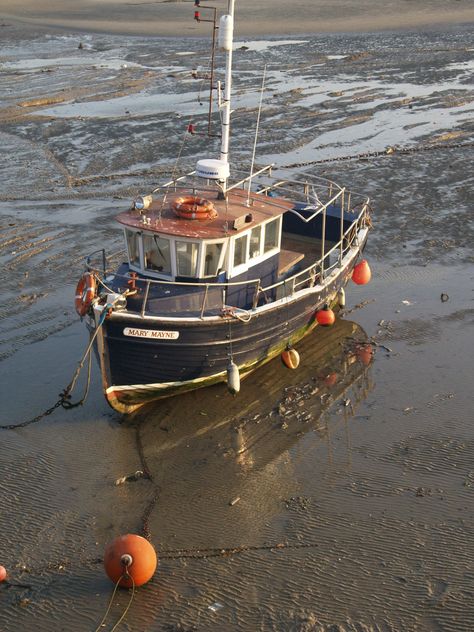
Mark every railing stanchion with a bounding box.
[321,205,326,280]
[200,285,209,319]
[340,188,345,263]
[252,281,260,309]
[141,281,150,318]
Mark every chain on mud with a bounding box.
[0,400,64,431]
[0,325,96,431]
[1,142,472,204]
[135,424,161,541]
[281,140,474,170]
[2,540,322,591]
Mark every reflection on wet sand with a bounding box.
[123,319,373,550]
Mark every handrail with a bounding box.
[144,167,369,207]
[227,164,275,192]
[90,204,368,289]
[259,206,368,294]
[287,188,345,224]
[87,197,370,319]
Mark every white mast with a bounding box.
[218,0,235,194]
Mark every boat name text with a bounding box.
[123,327,180,340]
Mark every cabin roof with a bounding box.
[116,188,293,240]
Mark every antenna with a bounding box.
[193,1,219,138]
[247,64,267,206]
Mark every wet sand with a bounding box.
[1,11,474,632]
[0,0,473,36]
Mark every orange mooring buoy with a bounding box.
[316,305,335,327]
[352,259,371,285]
[281,347,300,369]
[103,534,157,588]
[0,566,7,582]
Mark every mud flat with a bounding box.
[0,20,474,632]
[0,0,474,36]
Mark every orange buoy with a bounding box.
[103,534,157,588]
[281,347,300,369]
[356,343,373,366]
[0,566,7,582]
[352,259,371,285]
[316,305,335,327]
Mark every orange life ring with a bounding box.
[75,273,96,317]
[172,196,217,220]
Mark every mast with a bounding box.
[219,0,235,194]
[194,0,234,195]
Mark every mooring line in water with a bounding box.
[0,313,106,431]
[281,140,474,170]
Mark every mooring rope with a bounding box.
[93,573,136,632]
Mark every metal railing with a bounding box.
[87,203,369,320]
[145,166,369,215]
[86,169,371,319]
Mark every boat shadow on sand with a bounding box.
[115,318,375,546]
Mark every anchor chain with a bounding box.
[282,140,474,170]
[135,424,161,542]
[0,305,109,431]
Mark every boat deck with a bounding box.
[279,233,332,276]
[116,188,294,239]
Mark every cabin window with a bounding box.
[203,242,224,277]
[176,240,199,277]
[126,230,140,267]
[143,234,172,275]
[249,225,262,259]
[233,234,248,267]
[264,218,279,252]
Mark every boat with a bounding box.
[76,0,373,414]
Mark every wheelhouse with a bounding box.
[121,213,282,283]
